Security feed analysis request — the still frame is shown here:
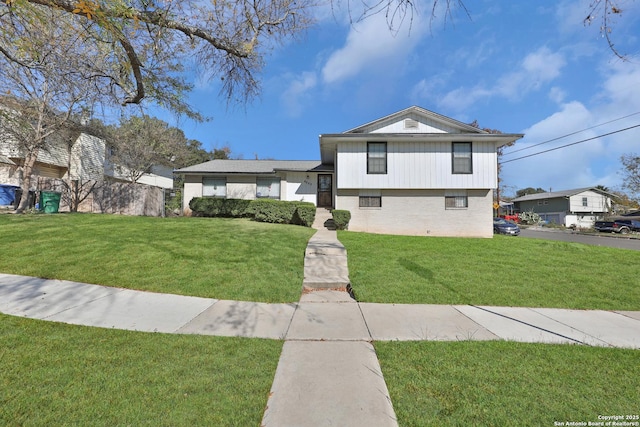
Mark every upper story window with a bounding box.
[452,142,472,174]
[582,197,588,207]
[367,142,387,174]
[202,177,226,198]
[257,177,281,199]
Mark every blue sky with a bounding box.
[162,0,640,198]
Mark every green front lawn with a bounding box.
[0,213,315,303]
[2,213,639,426]
[339,231,640,310]
[376,340,640,427]
[0,314,281,426]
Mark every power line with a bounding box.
[502,111,640,156]
[501,123,640,164]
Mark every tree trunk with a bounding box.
[15,149,38,213]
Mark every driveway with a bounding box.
[520,228,640,251]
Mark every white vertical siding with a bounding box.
[337,140,497,189]
[568,191,609,213]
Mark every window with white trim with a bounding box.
[367,142,387,174]
[582,197,588,207]
[256,177,281,199]
[202,178,226,197]
[452,142,472,174]
[445,191,468,209]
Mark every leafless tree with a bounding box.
[1,0,318,115]
[107,115,193,184]
[0,9,105,212]
[620,154,640,202]
[583,0,633,60]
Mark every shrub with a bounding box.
[518,210,541,225]
[332,209,351,230]
[291,202,316,227]
[189,197,252,217]
[190,197,315,227]
[250,199,298,224]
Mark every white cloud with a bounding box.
[502,61,640,192]
[280,71,318,117]
[436,47,567,111]
[495,47,566,99]
[321,12,427,84]
[548,87,566,104]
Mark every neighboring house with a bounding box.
[1,129,173,216]
[177,106,523,237]
[512,187,614,228]
[0,131,173,190]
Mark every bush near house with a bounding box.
[189,197,315,227]
[189,197,253,217]
[332,210,351,230]
[291,202,316,227]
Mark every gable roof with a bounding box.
[174,159,323,175]
[512,187,613,202]
[319,106,524,164]
[0,155,16,166]
[344,106,485,134]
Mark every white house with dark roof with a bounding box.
[512,187,614,228]
[176,106,523,237]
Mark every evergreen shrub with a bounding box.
[332,210,351,230]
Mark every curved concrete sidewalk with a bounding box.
[1,273,638,348]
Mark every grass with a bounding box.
[375,340,640,427]
[0,313,282,426]
[339,231,640,310]
[2,213,640,425]
[0,213,315,303]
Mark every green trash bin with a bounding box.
[40,191,62,213]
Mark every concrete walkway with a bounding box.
[1,210,640,426]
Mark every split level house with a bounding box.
[176,106,524,237]
[511,187,615,228]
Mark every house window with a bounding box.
[582,197,588,207]
[367,142,387,174]
[359,196,381,208]
[445,191,468,209]
[452,142,472,174]
[202,178,226,197]
[256,177,281,199]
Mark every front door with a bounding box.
[317,174,332,208]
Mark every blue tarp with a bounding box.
[0,184,19,206]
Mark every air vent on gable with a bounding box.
[404,119,419,129]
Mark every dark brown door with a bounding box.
[317,174,332,208]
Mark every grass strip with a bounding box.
[0,314,281,426]
[339,231,640,310]
[0,214,315,302]
[376,340,640,427]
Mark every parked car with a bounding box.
[493,218,520,236]
[594,219,640,234]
